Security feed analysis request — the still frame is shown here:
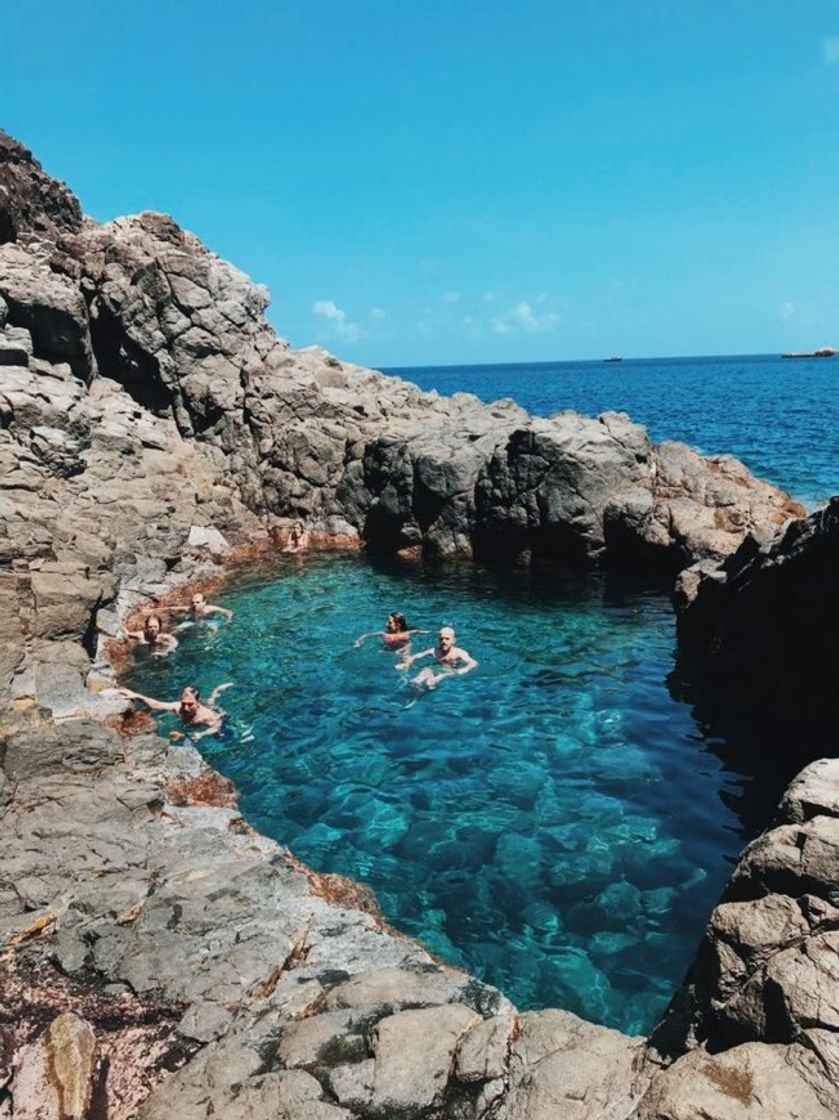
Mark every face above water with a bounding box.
[144,617,161,640]
[179,690,199,721]
[437,629,455,654]
[191,594,206,614]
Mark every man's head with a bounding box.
[438,626,455,652]
[144,615,162,640]
[179,686,201,720]
[191,592,206,612]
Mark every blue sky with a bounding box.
[2,2,838,366]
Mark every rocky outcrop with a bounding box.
[675,498,839,763]
[647,758,839,1116]
[0,719,656,1119]
[0,130,802,589]
[0,131,829,1117]
[0,133,82,245]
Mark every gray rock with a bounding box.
[365,1003,479,1115]
[491,1009,648,1120]
[632,1042,836,1119]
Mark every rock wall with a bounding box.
[1,131,835,1117]
[675,498,839,764]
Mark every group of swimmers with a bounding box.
[118,591,235,738]
[117,537,477,739]
[356,612,478,689]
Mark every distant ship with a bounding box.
[782,347,837,359]
[603,356,623,363]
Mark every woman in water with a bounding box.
[354,612,428,653]
[282,520,310,554]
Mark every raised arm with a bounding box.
[118,687,175,712]
[123,628,144,641]
[207,681,234,706]
[455,649,478,675]
[354,631,381,648]
[207,605,234,620]
[396,647,434,671]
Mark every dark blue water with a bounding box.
[386,354,838,508]
[127,353,835,1035]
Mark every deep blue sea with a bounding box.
[128,353,837,1036]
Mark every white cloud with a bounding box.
[312,299,367,343]
[780,301,795,320]
[490,300,560,335]
[822,36,839,63]
[369,306,387,320]
[442,290,461,303]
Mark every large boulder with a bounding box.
[650,759,839,1114]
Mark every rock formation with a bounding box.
[675,498,839,764]
[1,131,834,1117]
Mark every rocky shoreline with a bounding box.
[2,131,837,1117]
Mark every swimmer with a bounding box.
[354,612,429,651]
[397,626,477,688]
[159,591,233,623]
[117,682,233,741]
[282,520,310,554]
[123,614,178,657]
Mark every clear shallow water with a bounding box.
[128,555,746,1035]
[386,354,839,508]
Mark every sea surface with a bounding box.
[128,353,835,1036]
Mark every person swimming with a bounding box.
[282,520,310,554]
[158,591,233,625]
[123,614,178,657]
[397,626,477,688]
[117,682,232,740]
[354,612,429,652]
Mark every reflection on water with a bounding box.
[128,554,748,1035]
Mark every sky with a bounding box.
[2,1,839,367]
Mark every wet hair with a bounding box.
[388,612,408,633]
[182,686,200,701]
[144,614,163,631]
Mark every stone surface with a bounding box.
[494,1009,649,1120]
[650,761,839,1114]
[632,1042,836,1120]
[675,497,839,763]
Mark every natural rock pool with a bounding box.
[127,553,747,1035]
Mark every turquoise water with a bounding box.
[128,555,743,1035]
[386,354,839,507]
